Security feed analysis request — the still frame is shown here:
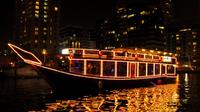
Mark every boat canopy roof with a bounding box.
[61,47,176,57]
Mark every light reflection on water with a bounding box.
[43,83,180,112]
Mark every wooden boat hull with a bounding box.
[34,65,177,94]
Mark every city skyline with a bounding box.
[0,0,200,41]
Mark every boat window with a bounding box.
[103,61,115,76]
[137,54,144,58]
[101,51,113,58]
[74,50,83,54]
[161,65,165,75]
[70,60,84,74]
[102,51,112,56]
[86,61,100,75]
[74,50,83,57]
[85,50,99,54]
[153,56,160,59]
[167,65,174,74]
[145,55,152,59]
[155,64,160,75]
[147,64,153,75]
[139,63,146,76]
[171,58,176,64]
[117,62,127,77]
[115,52,125,56]
[130,63,136,78]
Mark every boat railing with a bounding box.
[67,48,176,64]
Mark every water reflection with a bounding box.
[43,83,180,111]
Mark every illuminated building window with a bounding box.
[128,26,136,31]
[44,6,47,10]
[193,35,196,38]
[121,15,127,19]
[179,28,191,32]
[140,11,148,15]
[176,37,179,40]
[35,31,38,35]
[50,32,52,36]
[35,10,39,14]
[44,11,47,14]
[43,27,47,31]
[154,25,157,29]
[35,14,39,18]
[176,34,179,37]
[192,32,197,35]
[22,10,25,14]
[35,40,38,43]
[104,20,108,23]
[35,5,39,10]
[118,8,124,11]
[35,1,39,5]
[44,0,48,1]
[44,15,48,18]
[35,27,39,31]
[43,32,47,35]
[75,42,78,48]
[159,26,165,29]
[128,14,135,18]
[78,42,80,48]
[193,60,197,62]
[141,20,145,24]
[44,19,47,22]
[50,40,52,44]
[123,31,127,35]
[193,42,197,45]
[54,6,58,11]
[176,47,181,50]
[72,42,74,47]
[73,34,76,37]
[116,38,119,41]
[44,2,48,6]
[43,40,46,43]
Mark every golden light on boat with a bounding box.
[8,43,42,66]
[176,74,179,83]
[150,50,154,53]
[42,49,47,55]
[142,49,146,52]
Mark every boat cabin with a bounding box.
[57,48,177,79]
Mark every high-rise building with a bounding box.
[59,25,96,51]
[15,0,60,55]
[167,26,200,70]
[97,0,174,50]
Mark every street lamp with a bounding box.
[42,49,47,64]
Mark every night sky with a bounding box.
[0,0,199,42]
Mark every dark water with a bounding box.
[0,73,200,112]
